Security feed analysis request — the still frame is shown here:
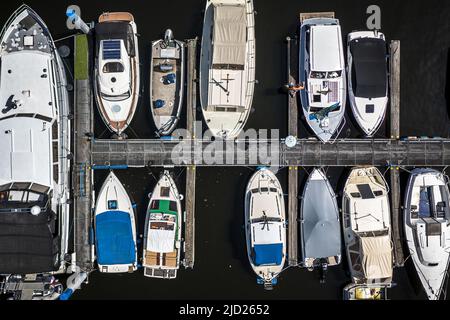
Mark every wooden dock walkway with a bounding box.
[73,34,94,272]
[389,40,405,267]
[183,38,198,269]
[286,36,299,266]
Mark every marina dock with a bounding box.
[286,36,299,266]
[183,39,198,269]
[389,41,405,267]
[73,34,94,272]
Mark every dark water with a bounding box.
[2,0,450,299]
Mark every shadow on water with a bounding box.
[445,49,450,130]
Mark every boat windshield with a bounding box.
[103,62,125,73]
[310,71,342,79]
[0,189,48,213]
[101,91,131,101]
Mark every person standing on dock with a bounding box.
[284,82,305,97]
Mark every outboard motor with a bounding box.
[319,258,328,284]
[164,29,174,46]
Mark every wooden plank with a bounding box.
[73,35,94,272]
[389,40,404,267]
[300,12,335,23]
[183,38,198,269]
[286,36,299,266]
[390,41,400,139]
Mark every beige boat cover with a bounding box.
[361,235,393,280]
[212,5,247,66]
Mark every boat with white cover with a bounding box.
[245,168,286,290]
[300,168,341,282]
[94,12,140,137]
[347,31,388,137]
[150,29,184,137]
[200,0,255,139]
[143,171,183,279]
[299,18,346,143]
[342,167,393,285]
[94,171,137,273]
[404,168,450,300]
[0,4,71,300]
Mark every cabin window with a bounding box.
[107,200,118,210]
[103,62,125,73]
[327,71,341,79]
[150,200,160,210]
[169,201,177,212]
[310,71,326,79]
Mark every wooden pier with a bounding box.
[389,40,405,267]
[73,35,94,272]
[286,36,299,266]
[183,39,198,269]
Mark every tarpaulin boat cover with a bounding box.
[350,38,387,98]
[360,235,392,280]
[302,178,341,259]
[147,226,176,253]
[253,243,283,266]
[212,4,246,66]
[95,211,136,265]
[95,21,136,57]
[0,209,59,274]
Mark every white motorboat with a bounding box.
[143,171,183,279]
[245,168,286,290]
[94,12,140,137]
[404,168,450,300]
[342,167,393,285]
[94,171,137,273]
[0,4,71,299]
[347,31,388,137]
[300,169,341,282]
[200,0,255,139]
[299,18,346,143]
[150,29,184,137]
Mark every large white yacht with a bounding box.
[200,0,255,139]
[0,5,71,299]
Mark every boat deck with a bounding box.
[1,14,51,55]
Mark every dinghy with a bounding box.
[342,167,393,285]
[347,31,388,137]
[0,4,71,299]
[343,283,388,300]
[300,169,341,282]
[94,171,137,273]
[143,171,183,279]
[245,168,286,290]
[404,168,450,300]
[150,29,184,137]
[299,18,346,143]
[94,12,140,137]
[200,0,255,139]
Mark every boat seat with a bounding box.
[162,251,177,268]
[422,218,442,236]
[411,205,419,219]
[159,64,173,72]
[144,251,159,266]
[436,201,446,218]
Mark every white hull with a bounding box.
[94,171,137,273]
[245,169,286,289]
[342,167,393,285]
[150,32,185,136]
[200,0,255,139]
[94,13,140,136]
[143,171,182,279]
[0,5,71,277]
[299,18,346,143]
[347,31,388,137]
[404,168,450,300]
